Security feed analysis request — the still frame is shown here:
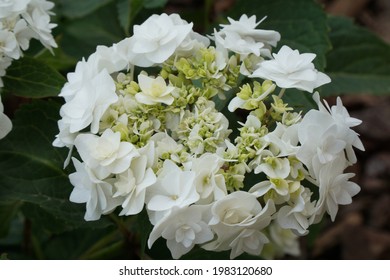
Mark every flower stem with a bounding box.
[129,64,135,81]
[278,88,286,98]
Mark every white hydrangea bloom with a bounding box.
[251,45,331,93]
[1,1,57,140]
[0,0,57,55]
[254,155,291,179]
[128,13,193,67]
[0,0,57,88]
[179,99,231,155]
[146,160,199,222]
[264,122,300,157]
[22,7,57,50]
[0,29,20,59]
[0,0,30,19]
[297,93,364,177]
[191,153,227,203]
[220,15,280,47]
[59,57,98,102]
[151,132,185,164]
[229,228,269,259]
[214,28,264,57]
[0,94,12,139]
[69,158,120,221]
[264,223,300,259]
[89,43,130,75]
[135,74,175,105]
[276,186,316,235]
[59,68,118,134]
[176,30,210,56]
[243,114,262,129]
[74,129,139,180]
[252,123,298,178]
[203,192,275,258]
[315,157,361,222]
[57,50,126,152]
[215,14,280,58]
[52,119,78,168]
[12,17,33,51]
[297,110,347,177]
[313,92,364,164]
[115,143,157,216]
[249,179,290,202]
[52,119,77,147]
[148,205,214,259]
[60,44,131,108]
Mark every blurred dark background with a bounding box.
[305,0,390,259]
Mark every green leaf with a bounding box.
[0,201,22,238]
[282,89,317,113]
[0,100,111,233]
[42,227,121,259]
[117,0,144,35]
[57,0,114,19]
[117,0,132,34]
[322,16,390,95]
[227,0,331,70]
[143,0,168,8]
[2,57,66,98]
[62,2,125,59]
[36,45,78,72]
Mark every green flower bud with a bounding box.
[262,80,274,92]
[126,81,140,95]
[112,122,129,141]
[237,84,252,100]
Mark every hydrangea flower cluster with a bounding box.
[54,13,364,259]
[0,0,57,139]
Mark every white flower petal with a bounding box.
[251,45,331,93]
